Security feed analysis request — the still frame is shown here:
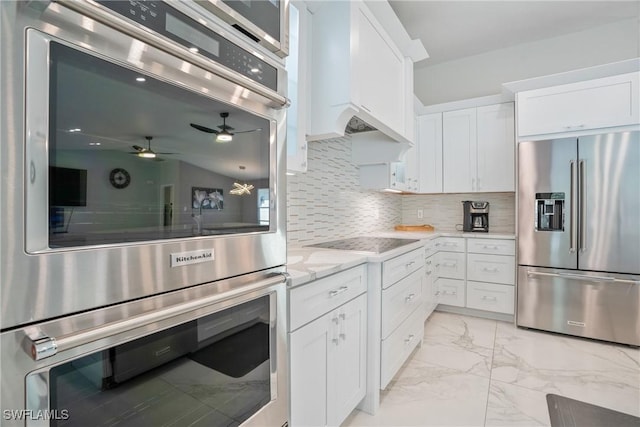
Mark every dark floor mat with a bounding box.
[189,322,269,378]
[547,394,640,427]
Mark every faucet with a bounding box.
[192,190,222,235]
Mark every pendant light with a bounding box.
[230,165,254,195]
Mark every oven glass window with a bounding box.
[48,296,272,426]
[47,42,271,248]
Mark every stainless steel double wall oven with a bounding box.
[1,1,289,425]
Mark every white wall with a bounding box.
[415,17,640,106]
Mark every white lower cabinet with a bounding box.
[466,281,514,314]
[289,267,367,427]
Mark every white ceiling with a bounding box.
[389,1,640,68]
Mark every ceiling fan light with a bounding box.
[138,151,156,159]
[215,132,233,143]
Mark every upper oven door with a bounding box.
[0,1,287,329]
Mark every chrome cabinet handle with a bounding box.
[482,245,499,250]
[482,267,499,273]
[25,273,287,361]
[405,293,416,303]
[426,261,432,265]
[339,313,346,320]
[481,295,497,301]
[404,334,415,345]
[426,271,432,276]
[339,333,346,341]
[405,261,415,268]
[329,286,348,297]
[332,317,339,324]
[443,262,457,267]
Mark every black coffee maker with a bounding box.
[462,201,489,232]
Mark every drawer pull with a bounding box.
[405,293,416,303]
[426,260,432,265]
[481,295,498,301]
[329,286,348,297]
[482,245,499,250]
[434,290,441,296]
[442,262,457,268]
[442,290,457,296]
[482,267,500,273]
[332,317,339,324]
[435,263,440,267]
[154,346,172,357]
[340,333,346,341]
[404,334,415,345]
[332,338,339,345]
[405,261,415,268]
[426,271,432,276]
[339,313,346,320]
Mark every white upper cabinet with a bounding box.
[476,103,515,192]
[357,7,404,134]
[517,72,640,138]
[443,108,477,193]
[442,103,514,193]
[416,113,443,193]
[307,0,417,144]
[286,2,311,173]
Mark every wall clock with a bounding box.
[109,168,131,189]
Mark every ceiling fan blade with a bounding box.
[190,123,219,134]
[132,145,144,151]
[157,152,176,155]
[233,128,262,134]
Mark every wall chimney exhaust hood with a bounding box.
[306,0,427,156]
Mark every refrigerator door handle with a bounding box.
[569,160,577,253]
[527,270,639,285]
[579,159,587,252]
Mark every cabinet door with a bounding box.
[327,294,367,427]
[290,314,330,427]
[476,103,515,192]
[357,6,404,133]
[443,108,476,192]
[417,113,443,193]
[517,72,640,137]
[404,142,419,193]
[286,3,310,173]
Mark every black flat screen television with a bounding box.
[49,166,87,207]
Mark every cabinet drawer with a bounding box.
[467,281,514,314]
[424,239,438,258]
[436,251,466,280]
[467,238,515,256]
[290,265,367,331]
[467,253,515,285]
[382,248,424,289]
[436,278,465,307]
[434,237,465,253]
[380,305,424,389]
[381,269,424,339]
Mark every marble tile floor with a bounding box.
[344,312,640,427]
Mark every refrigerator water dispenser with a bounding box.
[535,193,564,231]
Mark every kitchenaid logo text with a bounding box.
[170,249,215,267]
[3,409,69,421]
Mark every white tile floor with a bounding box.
[344,312,640,427]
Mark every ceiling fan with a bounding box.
[190,112,262,143]
[130,136,175,160]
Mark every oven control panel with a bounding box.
[97,0,277,91]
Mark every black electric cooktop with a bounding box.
[305,237,419,254]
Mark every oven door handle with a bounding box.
[54,0,290,109]
[27,273,288,361]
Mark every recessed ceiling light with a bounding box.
[136,76,146,82]
[250,67,260,73]
[189,47,199,53]
[69,128,81,132]
[89,142,101,146]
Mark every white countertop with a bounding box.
[286,230,515,287]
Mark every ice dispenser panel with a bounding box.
[535,192,565,231]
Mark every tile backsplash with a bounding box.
[401,193,515,233]
[286,137,516,246]
[286,136,401,246]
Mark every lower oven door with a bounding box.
[0,271,288,427]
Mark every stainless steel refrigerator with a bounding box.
[517,131,639,346]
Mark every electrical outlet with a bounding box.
[417,209,423,219]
